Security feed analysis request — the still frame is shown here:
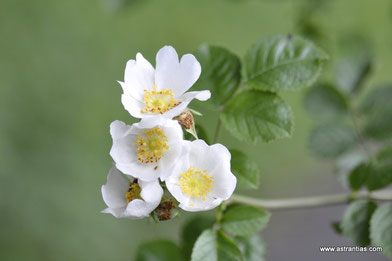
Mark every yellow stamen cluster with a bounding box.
[141,85,180,114]
[133,127,169,163]
[179,166,214,200]
[125,183,142,203]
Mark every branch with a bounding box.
[227,190,392,211]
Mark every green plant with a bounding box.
[102,34,392,260]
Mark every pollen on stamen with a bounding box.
[141,85,181,114]
[132,127,169,164]
[179,166,214,200]
[125,182,142,203]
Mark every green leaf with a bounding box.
[184,124,210,143]
[343,146,392,191]
[366,146,392,190]
[335,151,366,188]
[244,35,328,92]
[193,45,242,106]
[304,83,348,120]
[195,124,210,144]
[296,17,324,44]
[135,240,182,261]
[360,84,392,114]
[364,112,392,140]
[309,123,357,158]
[370,203,392,258]
[191,229,243,261]
[235,235,266,261]
[221,205,270,237]
[348,163,370,191]
[180,216,215,260]
[221,90,293,143]
[230,150,260,189]
[341,200,377,246]
[361,84,392,140]
[331,221,343,235]
[375,145,392,173]
[335,35,372,95]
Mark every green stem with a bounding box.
[349,110,371,158]
[215,201,227,225]
[227,190,392,210]
[213,118,223,143]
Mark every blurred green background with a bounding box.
[1,0,392,260]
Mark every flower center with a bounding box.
[133,127,169,164]
[125,182,142,203]
[179,166,214,200]
[141,85,180,114]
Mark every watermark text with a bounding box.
[319,246,383,253]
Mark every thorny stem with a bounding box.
[227,190,392,211]
[213,118,223,143]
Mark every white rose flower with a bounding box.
[165,140,237,212]
[118,45,210,119]
[101,166,163,219]
[110,117,183,182]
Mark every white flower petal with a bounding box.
[119,46,209,119]
[116,162,158,182]
[123,53,155,101]
[134,116,167,129]
[165,140,236,212]
[179,197,222,212]
[155,46,179,90]
[101,167,163,219]
[157,120,184,180]
[123,199,151,218]
[124,180,163,218]
[155,46,201,97]
[101,166,128,209]
[101,207,126,218]
[160,90,211,119]
[175,189,221,212]
[182,90,211,101]
[204,143,235,200]
[165,182,186,205]
[209,167,237,200]
[177,54,202,95]
[187,140,223,173]
[109,119,131,138]
[123,179,162,218]
[120,91,145,119]
[158,140,182,181]
[110,119,183,182]
[159,100,189,119]
[119,53,156,119]
[109,121,139,174]
[139,179,164,203]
